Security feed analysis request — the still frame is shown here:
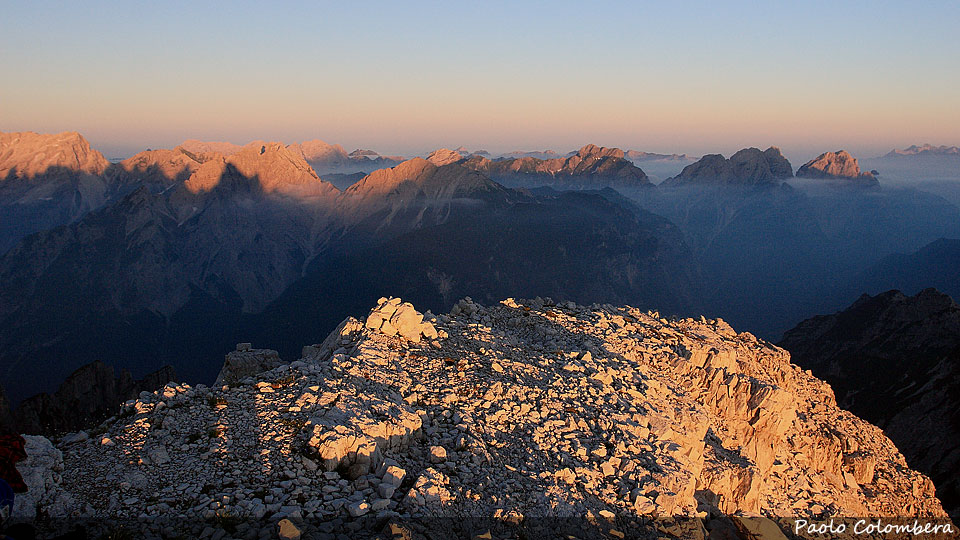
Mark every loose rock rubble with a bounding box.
[17,296,951,538]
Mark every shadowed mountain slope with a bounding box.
[0,152,699,409]
[845,238,960,302]
[0,147,338,402]
[1,131,132,252]
[246,189,701,361]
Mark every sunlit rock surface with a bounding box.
[781,288,960,518]
[18,297,949,537]
[796,150,878,186]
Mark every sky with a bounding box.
[1,1,959,160]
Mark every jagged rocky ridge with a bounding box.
[11,361,176,435]
[17,297,948,538]
[780,288,960,518]
[461,144,652,191]
[0,131,402,253]
[0,132,345,253]
[179,139,404,176]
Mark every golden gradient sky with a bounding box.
[2,1,958,160]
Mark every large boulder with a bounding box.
[364,297,438,343]
[214,344,283,386]
[12,435,76,519]
[304,316,365,362]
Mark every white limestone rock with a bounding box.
[13,435,76,519]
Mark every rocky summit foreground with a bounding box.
[13,297,952,539]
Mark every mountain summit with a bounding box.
[796,150,878,186]
[425,148,466,166]
[336,157,511,229]
[11,296,948,535]
[0,131,127,252]
[0,131,109,179]
[664,147,792,186]
[205,142,339,198]
[122,141,340,199]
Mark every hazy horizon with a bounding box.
[2,1,959,160]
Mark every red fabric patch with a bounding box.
[0,434,27,493]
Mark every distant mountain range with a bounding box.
[0,131,702,410]
[884,144,960,157]
[623,150,692,162]
[499,149,569,160]
[660,146,880,187]
[3,130,959,428]
[176,138,406,176]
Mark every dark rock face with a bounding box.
[796,150,878,186]
[463,144,651,191]
[665,147,792,186]
[779,288,960,518]
[0,150,334,401]
[214,343,282,386]
[12,361,176,435]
